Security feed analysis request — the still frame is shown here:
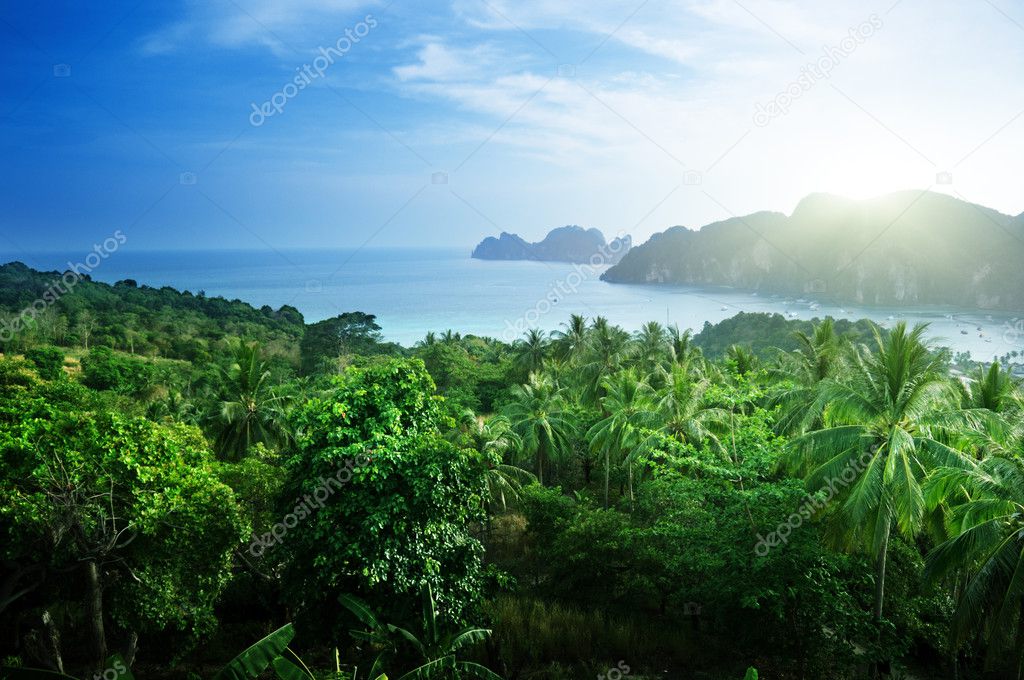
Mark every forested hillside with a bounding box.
[1,263,1022,679]
[602,191,1024,311]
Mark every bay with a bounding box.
[7,247,1022,361]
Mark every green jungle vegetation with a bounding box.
[1,262,1023,679]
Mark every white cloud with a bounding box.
[382,0,1024,237]
[394,42,503,82]
[140,0,375,55]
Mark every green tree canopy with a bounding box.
[281,359,487,638]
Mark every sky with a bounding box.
[1,0,1023,254]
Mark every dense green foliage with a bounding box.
[1,263,1021,679]
[0,262,303,361]
[693,311,878,359]
[280,359,487,639]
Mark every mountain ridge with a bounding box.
[472,225,632,264]
[601,191,1024,311]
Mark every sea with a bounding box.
[6,247,1023,362]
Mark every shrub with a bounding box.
[24,345,64,380]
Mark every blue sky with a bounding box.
[2,0,1023,254]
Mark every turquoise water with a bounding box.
[7,248,1022,360]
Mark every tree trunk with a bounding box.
[41,610,63,673]
[872,517,891,678]
[1015,596,1024,680]
[627,463,634,512]
[85,560,107,671]
[537,440,545,486]
[604,449,611,509]
[873,519,890,625]
[125,631,138,669]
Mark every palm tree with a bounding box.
[952,361,1022,460]
[212,340,291,460]
[925,453,1024,678]
[725,344,758,377]
[769,318,843,434]
[667,325,700,366]
[578,321,634,406]
[552,314,588,362]
[512,329,549,376]
[452,413,535,511]
[956,361,1021,415]
[416,331,438,348]
[656,362,727,453]
[785,323,970,631]
[502,373,574,485]
[634,321,669,375]
[440,329,461,344]
[587,369,659,508]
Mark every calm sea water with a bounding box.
[7,248,1023,361]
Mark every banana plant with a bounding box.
[339,586,501,680]
[216,624,387,680]
[0,631,389,680]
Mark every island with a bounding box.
[472,225,632,264]
[601,190,1024,311]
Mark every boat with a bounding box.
[720,306,728,311]
[961,330,968,335]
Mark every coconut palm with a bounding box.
[634,321,670,375]
[552,314,588,362]
[769,318,843,434]
[951,361,1023,460]
[440,329,461,343]
[213,340,291,460]
[956,361,1021,415]
[667,325,700,366]
[578,321,634,406]
[512,329,550,376]
[502,373,574,485]
[656,362,727,454]
[725,344,758,377]
[452,413,535,511]
[785,322,971,631]
[925,453,1024,678]
[588,369,660,508]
